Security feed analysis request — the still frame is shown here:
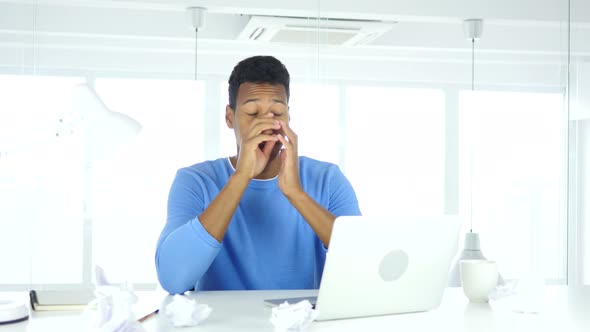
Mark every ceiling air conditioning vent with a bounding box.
[238,16,394,46]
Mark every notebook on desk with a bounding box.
[265,215,461,321]
[29,289,95,311]
[29,288,162,321]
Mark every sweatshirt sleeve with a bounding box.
[155,169,222,294]
[327,165,362,217]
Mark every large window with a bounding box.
[459,90,566,281]
[289,83,341,164]
[219,84,235,158]
[0,75,85,285]
[344,86,446,216]
[0,76,204,288]
[93,78,204,283]
[0,75,570,289]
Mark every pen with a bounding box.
[138,309,159,323]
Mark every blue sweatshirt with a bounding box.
[155,157,361,294]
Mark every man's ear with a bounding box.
[225,105,235,129]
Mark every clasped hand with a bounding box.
[234,117,302,198]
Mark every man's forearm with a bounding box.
[286,191,335,248]
[199,173,250,242]
[156,219,221,294]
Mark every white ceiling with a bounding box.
[2,0,585,21]
[0,0,588,88]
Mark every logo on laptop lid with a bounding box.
[379,250,409,282]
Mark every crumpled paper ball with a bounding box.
[270,300,319,331]
[81,265,145,332]
[164,294,212,327]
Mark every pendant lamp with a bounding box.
[448,18,503,287]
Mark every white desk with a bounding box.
[1,286,589,332]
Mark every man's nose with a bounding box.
[260,111,277,135]
[259,111,275,118]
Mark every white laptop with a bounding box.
[266,215,461,321]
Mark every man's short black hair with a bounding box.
[228,55,290,110]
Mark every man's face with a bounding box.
[226,82,289,159]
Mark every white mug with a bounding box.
[460,260,498,302]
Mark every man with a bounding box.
[155,55,361,294]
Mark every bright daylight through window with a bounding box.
[459,90,566,282]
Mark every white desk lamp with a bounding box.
[0,300,30,325]
[0,84,141,324]
[71,83,142,162]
